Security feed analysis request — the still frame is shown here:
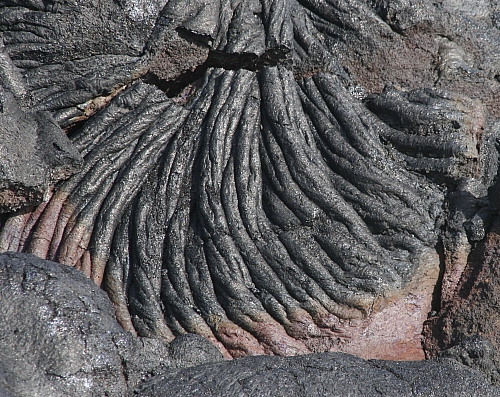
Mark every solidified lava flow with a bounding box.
[1,0,497,359]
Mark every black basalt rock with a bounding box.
[0,77,82,213]
[0,252,223,397]
[133,351,500,397]
[1,0,500,395]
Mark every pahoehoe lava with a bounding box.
[0,0,496,359]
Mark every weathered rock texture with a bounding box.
[424,215,500,358]
[0,34,83,213]
[134,351,500,397]
[439,335,500,385]
[0,87,82,213]
[0,0,499,365]
[0,252,223,397]
[332,0,500,119]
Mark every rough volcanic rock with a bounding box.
[322,0,500,118]
[0,0,499,366]
[0,252,223,397]
[424,216,500,359]
[439,335,500,385]
[0,86,82,213]
[1,30,82,213]
[133,351,500,397]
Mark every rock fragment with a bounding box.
[0,87,82,213]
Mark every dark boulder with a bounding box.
[0,36,83,214]
[133,351,500,397]
[439,335,500,385]
[0,252,222,397]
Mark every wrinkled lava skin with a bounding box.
[1,0,500,361]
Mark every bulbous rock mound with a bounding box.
[0,252,224,397]
[0,0,499,361]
